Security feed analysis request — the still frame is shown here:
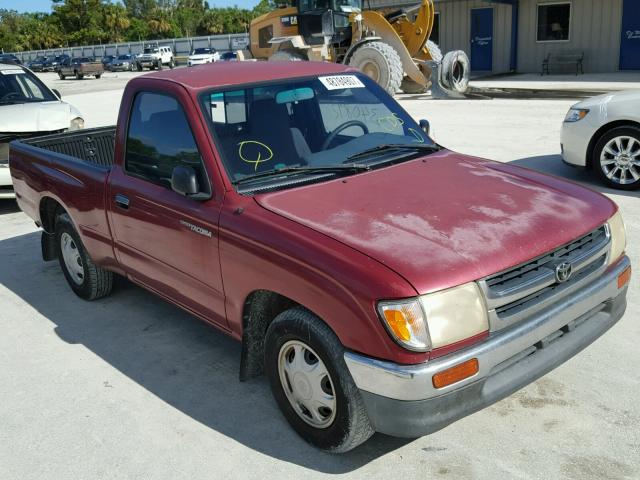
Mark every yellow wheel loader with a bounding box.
[247,0,470,96]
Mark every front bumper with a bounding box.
[560,120,592,167]
[344,256,630,437]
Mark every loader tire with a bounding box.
[425,40,443,63]
[349,41,403,95]
[441,50,470,93]
[269,50,307,61]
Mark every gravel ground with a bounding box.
[0,72,638,480]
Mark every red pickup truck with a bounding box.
[9,62,631,452]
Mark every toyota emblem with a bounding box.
[555,262,573,283]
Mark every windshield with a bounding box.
[201,73,434,191]
[117,55,131,60]
[0,68,57,104]
[299,0,361,11]
[193,48,212,55]
[143,47,159,54]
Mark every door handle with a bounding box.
[114,194,130,209]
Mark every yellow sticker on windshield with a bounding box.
[238,140,274,171]
[377,113,404,131]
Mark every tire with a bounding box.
[169,58,175,69]
[136,63,142,72]
[269,50,307,62]
[425,39,443,63]
[441,50,470,93]
[401,77,428,94]
[592,125,640,190]
[265,307,374,453]
[55,213,113,300]
[58,71,65,80]
[95,74,101,79]
[156,60,163,70]
[348,41,403,96]
[75,71,83,80]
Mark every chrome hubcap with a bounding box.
[60,232,84,285]
[600,136,640,185]
[277,340,336,428]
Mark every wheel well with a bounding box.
[239,290,299,381]
[39,197,65,233]
[586,120,640,169]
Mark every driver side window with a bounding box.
[125,92,210,194]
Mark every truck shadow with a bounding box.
[0,231,411,474]
[508,154,639,199]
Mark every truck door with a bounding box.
[108,88,227,328]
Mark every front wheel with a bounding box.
[55,213,113,300]
[348,41,403,96]
[593,126,640,190]
[136,63,143,72]
[265,307,374,452]
[58,71,65,80]
[95,74,101,79]
[169,58,175,69]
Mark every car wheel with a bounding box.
[157,60,163,70]
[264,307,374,453]
[55,213,113,300]
[75,71,83,80]
[169,58,175,69]
[136,63,142,72]
[58,71,65,80]
[95,74,101,79]
[593,125,640,190]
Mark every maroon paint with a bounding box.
[9,62,619,365]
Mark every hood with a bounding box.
[0,101,75,132]
[255,152,616,294]
[574,89,640,108]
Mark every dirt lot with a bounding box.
[0,74,638,480]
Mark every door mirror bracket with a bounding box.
[171,165,210,200]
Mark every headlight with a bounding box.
[69,117,85,130]
[378,282,489,352]
[608,210,626,263]
[564,108,589,122]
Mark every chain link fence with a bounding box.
[11,33,250,63]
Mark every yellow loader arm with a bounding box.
[386,0,435,59]
[361,10,430,87]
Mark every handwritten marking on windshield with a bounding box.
[238,140,274,171]
[377,113,404,131]
[408,128,425,143]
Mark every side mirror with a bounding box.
[419,119,430,136]
[52,89,61,99]
[171,165,200,197]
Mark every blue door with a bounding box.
[470,8,493,71]
[620,0,640,70]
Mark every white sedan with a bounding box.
[561,90,640,190]
[1,63,84,199]
[187,47,220,67]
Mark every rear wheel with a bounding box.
[265,307,374,452]
[593,126,640,190]
[349,41,403,96]
[169,58,175,69]
[156,60,163,70]
[58,71,65,80]
[55,214,113,300]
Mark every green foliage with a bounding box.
[1,0,276,52]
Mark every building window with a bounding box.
[537,2,571,42]
[430,13,440,44]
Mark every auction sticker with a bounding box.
[319,75,365,90]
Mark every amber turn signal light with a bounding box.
[432,358,479,389]
[618,266,631,289]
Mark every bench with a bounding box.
[541,52,584,75]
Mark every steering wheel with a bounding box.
[1,92,22,101]
[322,120,369,150]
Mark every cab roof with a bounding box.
[141,61,359,92]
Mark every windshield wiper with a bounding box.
[347,143,441,162]
[233,164,370,186]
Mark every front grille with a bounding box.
[479,226,610,331]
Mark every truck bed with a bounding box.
[19,126,116,168]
